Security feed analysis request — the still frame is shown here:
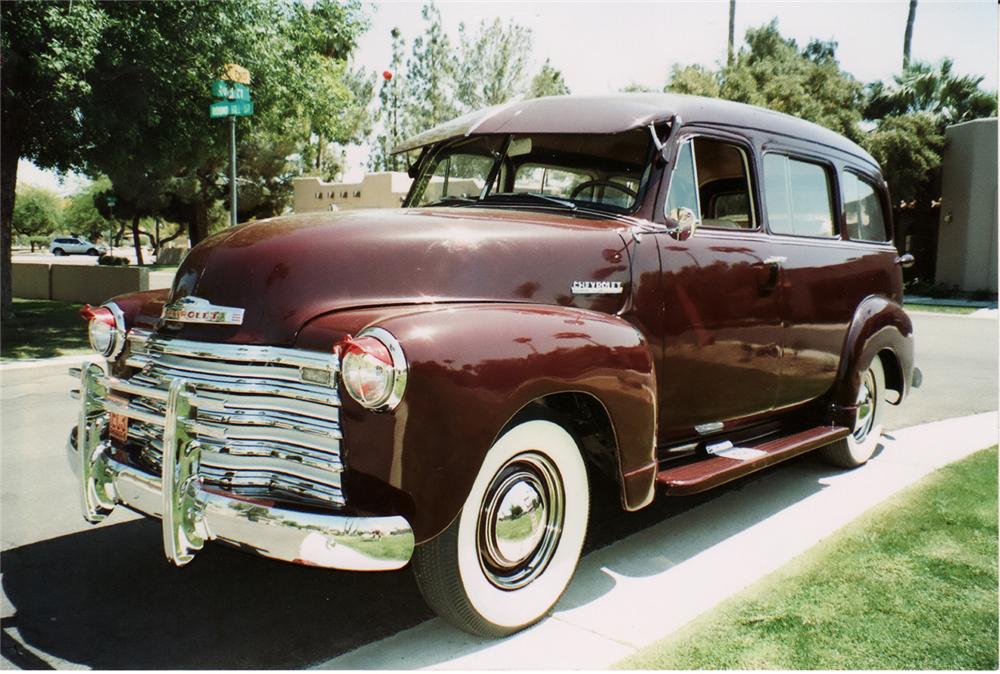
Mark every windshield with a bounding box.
[406,130,654,214]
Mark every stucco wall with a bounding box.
[13,263,150,304]
[12,264,52,300]
[293,173,413,213]
[935,118,998,292]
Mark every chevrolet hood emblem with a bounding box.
[162,296,245,325]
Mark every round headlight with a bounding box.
[81,303,125,358]
[340,328,407,411]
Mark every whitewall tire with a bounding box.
[412,419,589,637]
[822,357,886,468]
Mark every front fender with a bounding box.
[828,295,914,426]
[298,303,657,543]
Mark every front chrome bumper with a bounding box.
[69,363,414,571]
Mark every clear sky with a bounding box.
[20,0,999,192]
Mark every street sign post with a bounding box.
[210,64,253,226]
[106,194,117,255]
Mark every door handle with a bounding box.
[756,256,785,295]
[895,253,915,268]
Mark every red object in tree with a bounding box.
[383,70,393,81]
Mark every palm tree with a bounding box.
[902,0,918,69]
[727,0,736,66]
[865,59,998,125]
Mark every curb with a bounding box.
[316,411,999,670]
[905,309,998,320]
[0,354,99,372]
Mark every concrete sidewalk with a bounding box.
[319,412,999,670]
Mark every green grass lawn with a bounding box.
[1,298,91,361]
[905,303,979,315]
[617,446,998,670]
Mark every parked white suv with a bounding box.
[50,237,107,256]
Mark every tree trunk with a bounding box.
[189,198,210,246]
[903,0,917,69]
[727,0,736,67]
[130,214,144,265]
[0,135,20,321]
[113,221,126,247]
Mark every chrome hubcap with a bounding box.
[853,370,876,442]
[478,452,564,590]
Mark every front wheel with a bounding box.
[412,419,589,637]
[822,357,885,468]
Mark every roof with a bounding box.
[392,93,876,168]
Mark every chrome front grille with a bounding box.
[113,329,344,507]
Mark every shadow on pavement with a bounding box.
[1,518,431,669]
[2,451,864,669]
[321,451,864,669]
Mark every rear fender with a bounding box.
[828,295,914,427]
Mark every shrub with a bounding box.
[97,255,130,266]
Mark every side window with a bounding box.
[665,141,699,220]
[763,154,836,237]
[693,138,755,229]
[842,171,888,242]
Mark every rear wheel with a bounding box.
[822,358,885,468]
[412,419,589,637]
[53,248,66,256]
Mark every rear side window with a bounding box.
[842,171,888,242]
[763,154,836,237]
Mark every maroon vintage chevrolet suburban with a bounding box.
[69,94,920,637]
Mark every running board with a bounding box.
[656,425,851,496]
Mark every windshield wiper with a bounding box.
[481,192,577,211]
[423,195,479,207]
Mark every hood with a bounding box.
[165,208,632,345]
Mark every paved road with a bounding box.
[0,313,995,669]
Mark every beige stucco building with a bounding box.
[935,118,998,292]
[293,172,413,213]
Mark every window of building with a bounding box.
[763,154,836,237]
[842,171,888,242]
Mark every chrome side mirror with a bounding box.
[666,207,698,241]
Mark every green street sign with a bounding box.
[209,99,254,118]
[211,80,250,101]
[230,83,250,101]
[209,100,231,118]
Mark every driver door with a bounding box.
[656,133,785,438]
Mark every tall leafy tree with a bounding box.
[528,59,571,99]
[1,0,105,318]
[370,28,412,172]
[289,0,372,178]
[455,17,533,109]
[666,21,864,141]
[406,4,458,128]
[11,184,62,246]
[63,177,114,243]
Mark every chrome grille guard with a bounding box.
[68,334,414,571]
